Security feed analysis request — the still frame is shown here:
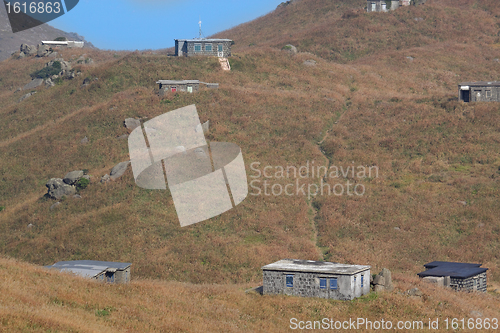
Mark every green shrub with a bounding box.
[30,61,62,79]
[0,206,4,212]
[76,178,90,191]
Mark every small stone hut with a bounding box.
[367,0,400,12]
[45,260,131,283]
[262,259,371,300]
[156,80,219,94]
[175,38,232,57]
[458,81,500,102]
[417,261,487,292]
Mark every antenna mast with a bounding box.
[198,17,203,39]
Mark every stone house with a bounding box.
[367,0,400,12]
[175,39,232,57]
[458,81,500,102]
[45,260,131,283]
[417,261,487,292]
[156,80,219,94]
[262,259,371,300]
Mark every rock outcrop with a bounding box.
[372,268,394,292]
[46,178,76,199]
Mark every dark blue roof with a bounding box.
[417,261,487,279]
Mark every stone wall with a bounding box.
[450,273,487,292]
[263,269,370,300]
[469,86,500,102]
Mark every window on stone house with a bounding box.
[194,44,202,52]
[205,44,212,52]
[361,275,364,288]
[319,278,327,289]
[286,274,293,288]
[330,278,338,290]
[486,90,492,98]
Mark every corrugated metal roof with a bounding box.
[262,259,370,275]
[45,260,131,278]
[417,261,487,279]
[175,38,232,42]
[156,80,200,85]
[459,81,500,87]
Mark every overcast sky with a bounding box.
[46,0,284,50]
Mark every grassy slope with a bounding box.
[0,257,499,332]
[0,0,500,330]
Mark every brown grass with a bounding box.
[0,0,500,330]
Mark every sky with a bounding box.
[46,0,285,50]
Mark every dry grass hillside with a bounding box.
[0,0,500,330]
[1,257,499,332]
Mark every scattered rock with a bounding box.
[494,58,500,62]
[15,87,22,93]
[73,194,82,199]
[394,227,400,231]
[23,78,44,90]
[478,223,485,228]
[80,136,89,144]
[284,44,297,54]
[27,223,33,228]
[46,178,76,199]
[406,288,423,297]
[101,174,110,183]
[372,268,394,292]
[406,56,414,61]
[470,310,483,318]
[85,58,94,64]
[45,78,55,88]
[303,59,317,66]
[50,202,61,210]
[457,200,467,206]
[19,92,36,102]
[414,17,424,22]
[117,134,129,140]
[83,175,91,181]
[110,161,130,180]
[17,52,25,59]
[63,170,84,185]
[82,77,91,87]
[245,286,263,295]
[124,118,141,130]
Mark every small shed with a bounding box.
[156,80,219,94]
[262,259,371,300]
[46,260,131,283]
[367,0,400,12]
[175,38,232,57]
[458,81,500,102]
[417,261,487,292]
[41,41,84,48]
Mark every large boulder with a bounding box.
[110,161,130,180]
[284,44,297,54]
[23,79,43,91]
[63,170,84,185]
[37,44,51,57]
[46,178,76,199]
[47,59,71,71]
[19,92,36,102]
[20,44,37,56]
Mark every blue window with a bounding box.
[286,275,293,288]
[361,275,364,288]
[330,278,338,290]
[319,278,327,289]
[194,44,201,52]
[218,44,223,52]
[205,44,212,52]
